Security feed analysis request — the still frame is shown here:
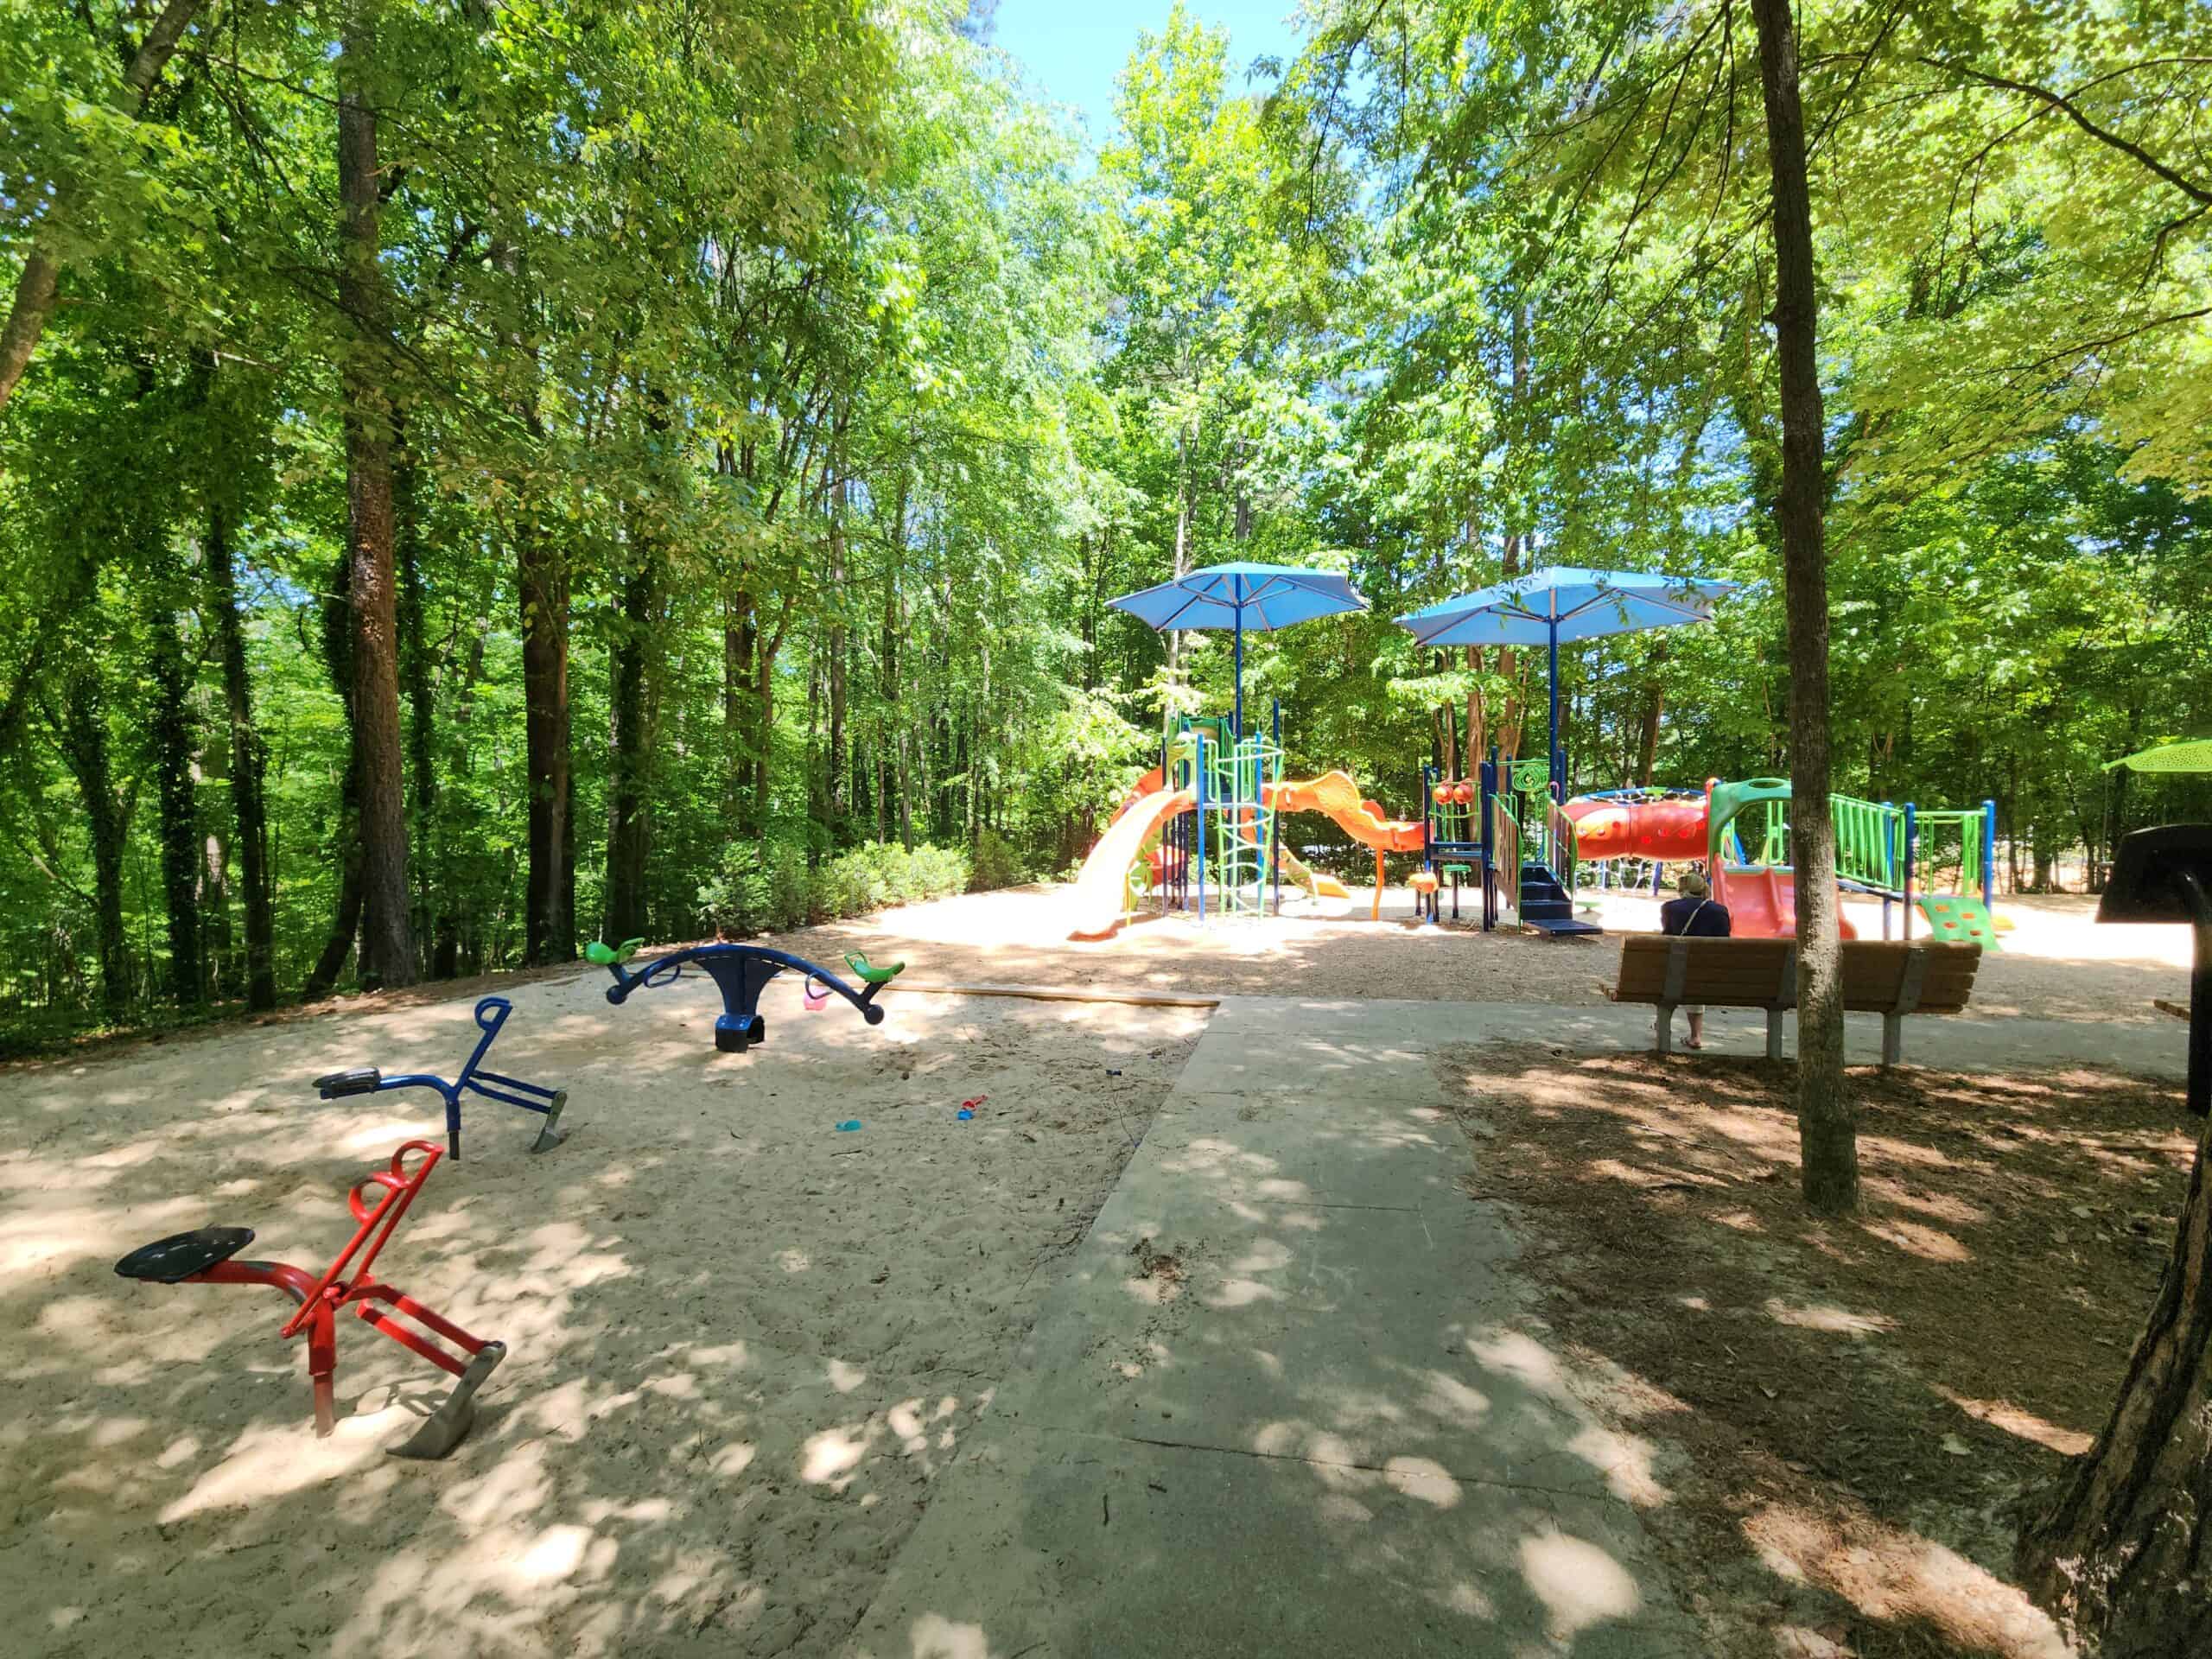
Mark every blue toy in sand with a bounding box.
[312,996,568,1160]
[588,938,906,1054]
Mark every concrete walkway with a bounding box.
[846,994,2186,1658]
[847,998,1700,1659]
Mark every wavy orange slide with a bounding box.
[1266,771,1426,921]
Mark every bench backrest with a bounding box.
[1839,939,1981,1014]
[1616,936,1797,1007]
[1616,936,1983,1015]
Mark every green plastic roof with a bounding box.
[2106,739,2212,773]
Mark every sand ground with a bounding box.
[0,881,2192,1658]
[773,882,2193,1024]
[0,966,1203,1658]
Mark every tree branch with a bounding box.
[1920,55,2212,207]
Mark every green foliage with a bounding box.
[3,0,2210,1050]
[969,827,1025,892]
[698,837,971,938]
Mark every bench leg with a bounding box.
[1655,1003,1674,1057]
[1881,1013,1903,1067]
[1766,1008,1784,1062]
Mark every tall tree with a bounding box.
[334,0,416,988]
[140,539,204,1006]
[1749,0,1853,1211]
[205,504,276,1011]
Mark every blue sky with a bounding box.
[986,1,1305,146]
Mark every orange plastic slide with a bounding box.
[1264,772,1426,852]
[1718,865,1859,941]
[1266,772,1426,921]
[1067,785,1195,939]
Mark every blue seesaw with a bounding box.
[587,938,905,1053]
[313,996,569,1160]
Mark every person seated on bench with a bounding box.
[1658,869,1731,1050]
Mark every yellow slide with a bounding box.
[1278,844,1350,901]
[1067,787,1194,939]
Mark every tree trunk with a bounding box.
[396,444,438,977]
[0,0,206,415]
[725,585,756,827]
[884,488,912,851]
[518,518,575,963]
[58,669,132,1021]
[1751,0,1855,1213]
[302,747,366,1002]
[1166,433,1192,690]
[605,555,656,943]
[197,725,233,995]
[336,2,416,988]
[1637,677,1664,785]
[2018,1105,2212,1656]
[143,545,204,1006]
[827,459,849,841]
[207,505,276,1009]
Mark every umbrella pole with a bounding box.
[1233,605,1243,741]
[1548,624,1561,802]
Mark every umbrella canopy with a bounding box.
[2106,739,2212,773]
[1396,566,1737,798]
[1109,562,1368,736]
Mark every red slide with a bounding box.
[1717,865,1859,940]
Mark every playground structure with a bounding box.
[112,1138,505,1458]
[314,995,568,1160]
[1425,753,2001,942]
[590,938,905,1052]
[1067,708,1425,938]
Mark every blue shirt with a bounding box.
[1661,896,1731,938]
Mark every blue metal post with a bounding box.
[1548,621,1563,802]
[1231,575,1244,741]
[1272,697,1282,916]
[1981,798,1997,908]
[1903,802,1918,943]
[1479,747,1497,931]
[1882,800,1895,939]
[1195,730,1208,921]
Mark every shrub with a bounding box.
[696,837,811,937]
[969,827,1024,892]
[701,838,972,938]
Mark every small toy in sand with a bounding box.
[589,939,905,1054]
[837,1120,863,1133]
[957,1095,985,1121]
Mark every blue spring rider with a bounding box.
[587,938,906,1052]
[312,996,568,1160]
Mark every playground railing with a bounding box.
[1491,798,1522,928]
[1543,796,1579,888]
[1831,793,1904,894]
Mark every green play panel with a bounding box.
[1917,894,2001,950]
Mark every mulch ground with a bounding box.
[1438,1046,2202,1658]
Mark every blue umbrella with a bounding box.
[1396,566,1736,799]
[1109,562,1369,737]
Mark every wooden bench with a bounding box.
[1611,937,1983,1063]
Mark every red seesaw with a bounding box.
[113,1139,505,1459]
